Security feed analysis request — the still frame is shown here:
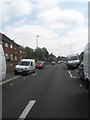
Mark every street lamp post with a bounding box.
[36,35,39,60]
[71,45,72,54]
[36,35,39,49]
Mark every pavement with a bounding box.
[0,72,21,85]
[5,72,17,80]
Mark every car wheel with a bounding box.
[14,71,17,75]
[27,71,30,75]
[33,70,35,73]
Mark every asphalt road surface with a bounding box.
[2,63,88,119]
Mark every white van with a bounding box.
[83,43,90,89]
[0,41,6,81]
[14,59,36,75]
[66,54,80,69]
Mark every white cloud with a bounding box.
[0,0,34,24]
[36,0,59,10]
[37,7,84,25]
[58,27,88,56]
[3,21,87,57]
[3,23,59,51]
[0,0,88,57]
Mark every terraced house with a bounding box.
[0,33,27,73]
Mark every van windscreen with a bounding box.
[68,56,79,61]
[18,61,30,66]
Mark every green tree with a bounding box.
[25,47,34,59]
[42,47,49,60]
[25,46,50,62]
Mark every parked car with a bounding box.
[78,62,85,80]
[51,61,56,65]
[14,59,36,75]
[66,54,80,69]
[36,61,45,69]
[83,43,90,89]
[0,42,6,81]
[57,61,63,64]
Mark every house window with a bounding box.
[20,50,22,53]
[5,54,9,60]
[15,46,17,50]
[0,40,2,45]
[5,42,8,48]
[10,44,13,49]
[20,56,22,60]
[15,55,17,61]
[11,54,13,61]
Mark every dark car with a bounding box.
[78,62,84,80]
[36,61,45,69]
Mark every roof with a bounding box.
[21,59,35,62]
[67,54,79,57]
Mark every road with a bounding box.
[2,63,88,119]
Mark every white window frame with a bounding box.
[5,53,9,60]
[0,40,2,45]
[11,54,13,61]
[10,44,13,49]
[5,42,8,48]
[20,50,22,53]
[15,55,17,61]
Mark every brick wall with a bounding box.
[1,33,27,73]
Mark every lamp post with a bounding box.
[36,35,39,60]
[70,45,72,54]
[36,35,39,49]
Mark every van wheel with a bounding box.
[14,71,17,75]
[33,70,35,73]
[27,71,30,75]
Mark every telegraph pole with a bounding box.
[36,35,39,60]
[70,45,72,54]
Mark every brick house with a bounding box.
[0,33,27,73]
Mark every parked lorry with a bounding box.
[0,40,6,81]
[83,43,90,89]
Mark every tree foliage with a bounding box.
[25,47,49,61]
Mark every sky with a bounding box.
[0,0,88,57]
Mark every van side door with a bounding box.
[30,61,33,71]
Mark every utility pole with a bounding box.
[36,35,39,49]
[36,35,39,61]
[70,45,72,54]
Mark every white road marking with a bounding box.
[9,83,14,86]
[0,75,21,85]
[73,76,76,79]
[31,73,37,76]
[75,70,78,73]
[79,84,83,87]
[68,71,73,78]
[19,100,36,119]
[24,76,29,79]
